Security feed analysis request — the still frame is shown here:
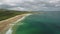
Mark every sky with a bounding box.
[0,0,60,11]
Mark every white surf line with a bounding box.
[5,14,32,34]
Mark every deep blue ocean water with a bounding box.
[15,11,60,34]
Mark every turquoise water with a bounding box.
[15,11,60,34]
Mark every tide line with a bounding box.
[5,14,32,34]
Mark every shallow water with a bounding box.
[14,11,60,34]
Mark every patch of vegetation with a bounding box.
[0,9,32,21]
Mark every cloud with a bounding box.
[8,7,28,11]
[0,0,60,11]
[0,2,3,5]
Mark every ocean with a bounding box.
[14,11,60,34]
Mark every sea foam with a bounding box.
[6,14,32,34]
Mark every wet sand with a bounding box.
[0,14,31,34]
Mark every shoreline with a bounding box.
[5,14,32,34]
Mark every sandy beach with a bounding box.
[0,14,31,34]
